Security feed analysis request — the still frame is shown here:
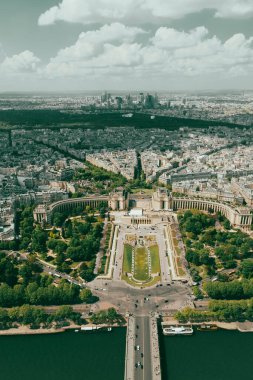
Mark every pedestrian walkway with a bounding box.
[124,316,136,380]
[150,316,162,380]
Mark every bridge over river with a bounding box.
[125,315,161,380]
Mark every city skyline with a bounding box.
[0,0,253,91]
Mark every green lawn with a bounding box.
[123,244,132,273]
[134,246,150,282]
[122,242,160,287]
[149,245,160,274]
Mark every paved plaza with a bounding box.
[107,210,187,288]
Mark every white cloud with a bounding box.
[142,0,253,19]
[39,25,253,81]
[2,26,252,89]
[0,50,40,74]
[38,0,140,25]
[38,0,253,26]
[41,23,145,77]
[51,23,145,62]
[151,26,208,49]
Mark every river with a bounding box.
[1,328,253,380]
[0,328,126,380]
[160,329,253,380]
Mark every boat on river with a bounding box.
[80,326,113,332]
[163,325,193,336]
[197,324,218,331]
[81,326,102,331]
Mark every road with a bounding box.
[134,316,152,380]
[90,278,192,316]
[7,249,193,314]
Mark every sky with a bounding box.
[1,0,253,92]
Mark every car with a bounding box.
[136,345,140,351]
[136,325,139,329]
[141,353,144,358]
[137,361,141,366]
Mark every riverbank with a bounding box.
[0,322,126,336]
[0,324,78,336]
[162,316,253,332]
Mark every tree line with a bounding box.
[0,305,83,330]
[175,298,253,323]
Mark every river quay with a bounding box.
[161,316,253,332]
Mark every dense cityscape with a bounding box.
[1,91,253,126]
[1,95,253,376]
[1,100,253,246]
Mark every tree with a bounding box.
[107,308,118,321]
[47,238,58,251]
[0,257,18,286]
[80,288,92,302]
[192,286,203,299]
[52,212,67,227]
[54,241,67,255]
[31,226,48,253]
[203,281,247,300]
[223,219,231,230]
[240,242,252,258]
[200,228,216,246]
[79,288,97,303]
[79,267,94,282]
[54,306,75,321]
[240,259,253,279]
